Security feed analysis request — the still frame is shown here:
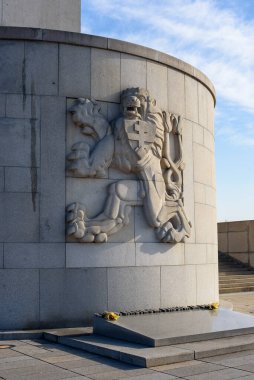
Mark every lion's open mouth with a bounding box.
[124,106,142,119]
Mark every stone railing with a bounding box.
[218,221,254,268]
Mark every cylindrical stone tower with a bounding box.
[0,27,217,329]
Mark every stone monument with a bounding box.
[0,1,218,330]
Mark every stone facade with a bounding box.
[0,0,81,32]
[0,27,217,329]
[218,221,254,267]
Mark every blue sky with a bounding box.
[81,0,254,222]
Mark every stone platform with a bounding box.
[93,308,254,346]
[43,308,254,368]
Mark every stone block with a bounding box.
[182,120,195,243]
[196,264,217,304]
[59,45,91,97]
[193,143,214,186]
[168,68,185,115]
[207,91,215,134]
[198,82,208,127]
[250,253,254,268]
[1,0,81,32]
[228,231,248,253]
[107,267,160,311]
[161,265,197,307]
[136,243,184,266]
[0,167,4,191]
[204,129,214,152]
[120,53,146,91]
[147,61,167,110]
[66,242,135,268]
[193,123,204,145]
[228,221,248,232]
[229,252,249,264]
[195,203,217,244]
[0,94,5,116]
[206,244,218,263]
[0,193,39,242]
[6,94,40,119]
[0,118,40,167]
[5,167,40,193]
[134,207,157,243]
[184,243,206,264]
[91,48,120,102]
[205,186,216,207]
[0,269,39,329]
[0,40,24,93]
[0,243,3,268]
[194,182,206,204]
[218,232,228,253]
[25,42,58,95]
[249,221,254,251]
[39,268,107,327]
[185,75,198,123]
[4,243,65,268]
[40,96,66,242]
[218,222,228,233]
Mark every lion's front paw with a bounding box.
[66,202,86,239]
[156,222,174,243]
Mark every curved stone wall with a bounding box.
[0,27,218,329]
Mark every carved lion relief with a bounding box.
[66,88,191,243]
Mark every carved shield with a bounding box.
[123,120,156,158]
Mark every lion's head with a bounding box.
[69,98,110,140]
[121,87,160,120]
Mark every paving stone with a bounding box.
[163,362,224,377]
[123,373,178,380]
[202,351,254,367]
[185,368,252,380]
[235,363,254,372]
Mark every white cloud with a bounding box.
[82,0,254,115]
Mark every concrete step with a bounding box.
[219,268,253,272]
[219,279,254,284]
[49,331,254,368]
[219,274,254,277]
[44,309,254,368]
[220,286,254,293]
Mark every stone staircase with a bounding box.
[219,252,254,294]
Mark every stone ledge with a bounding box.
[0,26,216,103]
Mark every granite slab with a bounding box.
[93,308,254,346]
